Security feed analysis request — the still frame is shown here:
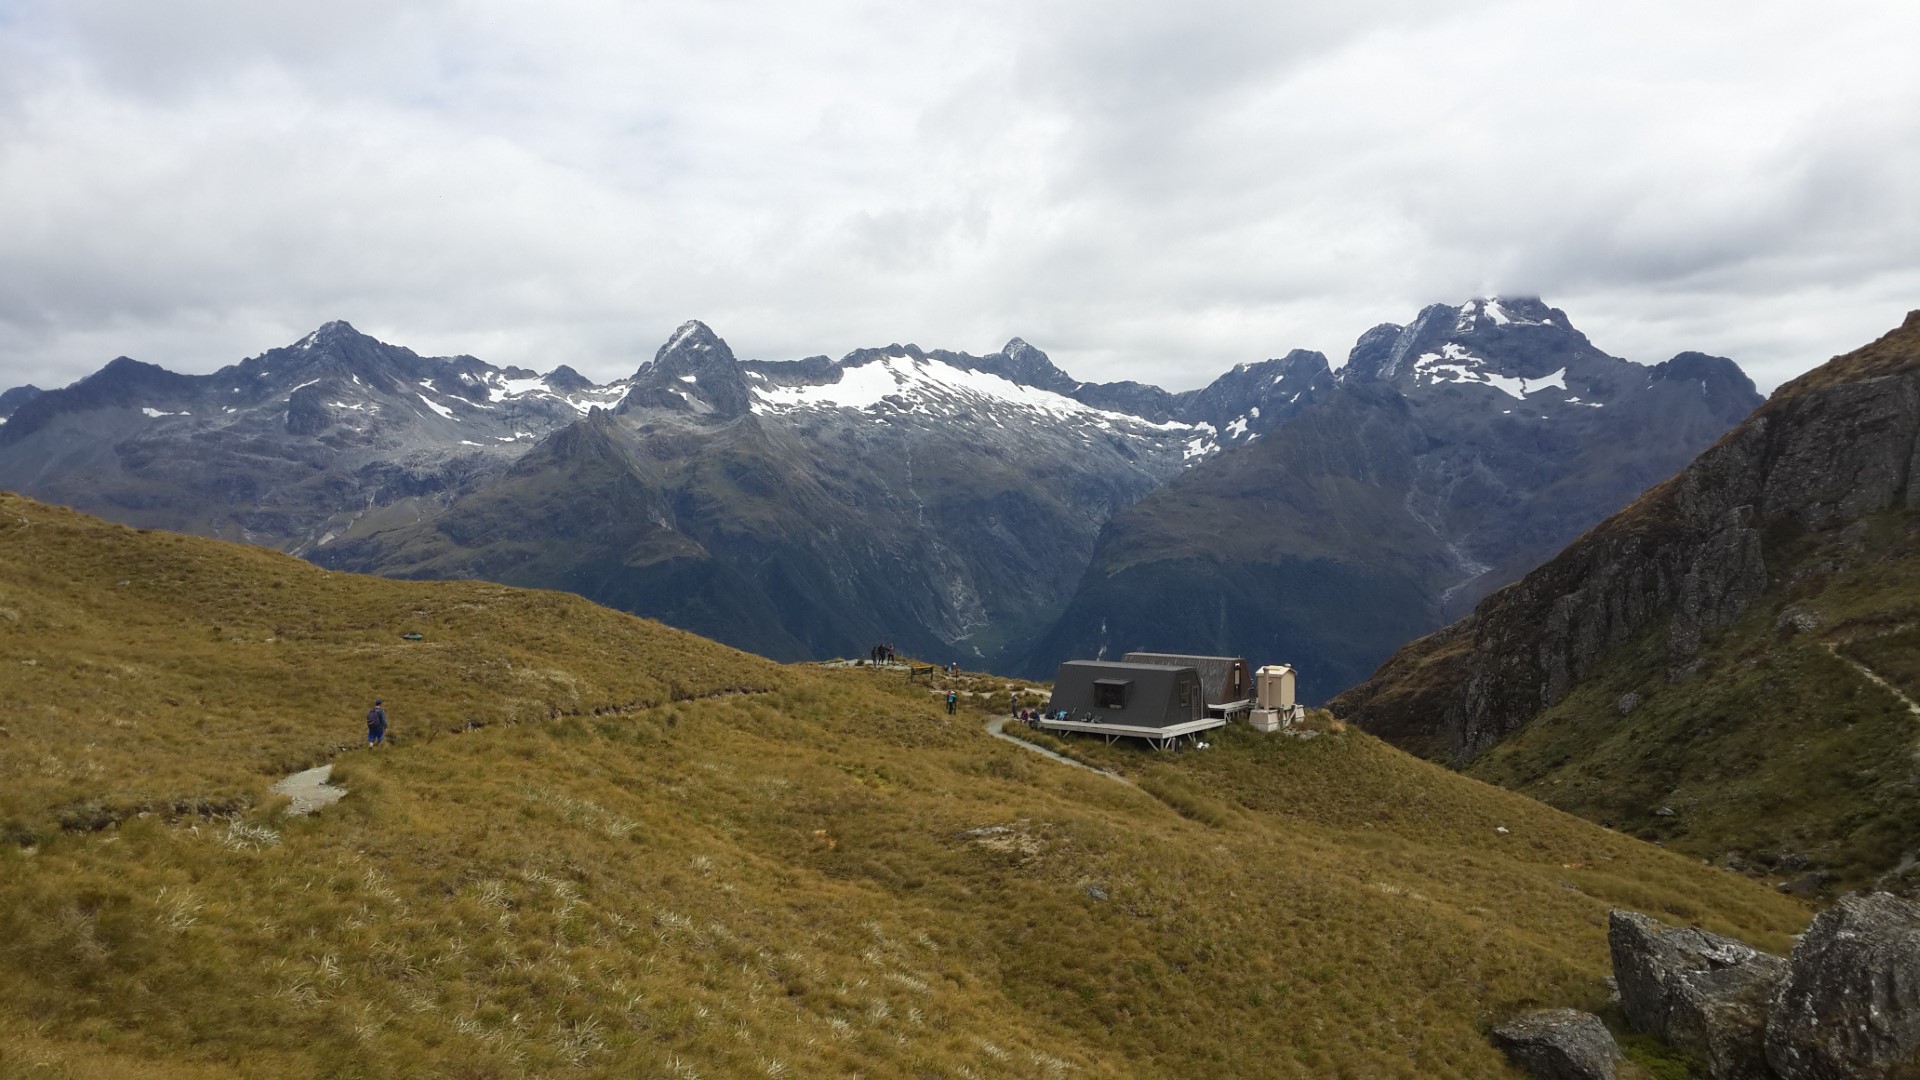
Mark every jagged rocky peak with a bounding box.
[1329,294,1761,420]
[244,319,429,395]
[990,337,1080,394]
[0,385,41,422]
[0,356,200,446]
[621,320,754,418]
[1450,295,1568,334]
[646,320,728,369]
[1651,350,1758,399]
[1180,349,1335,442]
[543,364,596,393]
[306,318,365,345]
[1344,296,1595,386]
[841,342,930,368]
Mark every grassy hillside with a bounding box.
[1465,508,1920,895]
[0,494,1808,1078]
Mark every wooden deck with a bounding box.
[1033,714,1226,749]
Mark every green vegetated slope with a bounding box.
[1465,509,1920,893]
[0,494,1806,1079]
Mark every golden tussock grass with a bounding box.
[0,494,1809,1078]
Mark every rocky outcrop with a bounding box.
[1605,895,1920,1080]
[1336,310,1920,761]
[0,384,40,421]
[1490,1009,1621,1080]
[1610,910,1786,1079]
[283,383,333,436]
[1766,892,1920,1079]
[618,320,756,418]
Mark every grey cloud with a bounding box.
[0,0,1915,395]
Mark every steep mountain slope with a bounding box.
[1332,311,1920,892]
[0,384,41,421]
[0,494,1808,1078]
[1028,298,1761,700]
[0,321,619,551]
[3,320,1296,669]
[1,302,1755,680]
[318,324,1237,665]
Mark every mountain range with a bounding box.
[0,298,1760,689]
[1333,310,1920,893]
[1024,297,1762,698]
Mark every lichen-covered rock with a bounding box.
[1490,1009,1621,1080]
[1610,910,1787,1079]
[1766,892,1920,1079]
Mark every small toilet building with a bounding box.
[1249,664,1303,732]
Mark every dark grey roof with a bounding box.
[1122,653,1249,705]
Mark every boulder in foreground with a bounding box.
[1609,909,1785,1079]
[1766,892,1920,1080]
[1490,1008,1620,1080]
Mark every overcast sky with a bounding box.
[1,0,1916,394]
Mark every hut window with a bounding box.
[1178,684,1192,709]
[1093,679,1129,709]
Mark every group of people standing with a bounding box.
[868,643,897,664]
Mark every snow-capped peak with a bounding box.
[749,352,1214,453]
[1454,297,1556,333]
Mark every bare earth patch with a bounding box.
[270,764,346,816]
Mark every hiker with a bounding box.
[946,690,957,715]
[366,699,389,747]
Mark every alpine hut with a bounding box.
[1041,660,1224,749]
[1121,653,1252,718]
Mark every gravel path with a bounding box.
[271,764,347,815]
[985,715,1131,785]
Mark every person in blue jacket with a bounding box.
[366,699,389,747]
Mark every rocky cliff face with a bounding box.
[1336,310,1920,759]
[1025,297,1761,699]
[1332,312,1920,889]
[0,384,45,422]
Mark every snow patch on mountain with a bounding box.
[479,370,626,415]
[753,353,1211,441]
[1415,345,1569,401]
[1454,297,1554,334]
[415,393,457,420]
